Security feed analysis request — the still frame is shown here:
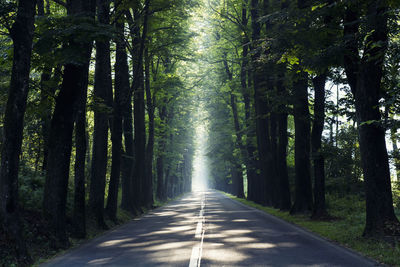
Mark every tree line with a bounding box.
[201,0,400,239]
[0,0,197,263]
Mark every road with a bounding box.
[43,190,379,267]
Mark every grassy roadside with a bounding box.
[222,192,400,267]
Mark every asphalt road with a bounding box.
[43,190,380,267]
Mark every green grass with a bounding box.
[222,192,400,267]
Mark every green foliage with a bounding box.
[323,126,363,196]
[34,15,115,67]
[18,164,45,211]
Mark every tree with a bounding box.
[343,0,400,237]
[105,18,126,221]
[89,0,113,229]
[43,0,95,247]
[290,71,313,214]
[0,0,37,261]
[311,73,328,218]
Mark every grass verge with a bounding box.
[222,192,400,267]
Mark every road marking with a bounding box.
[189,192,206,267]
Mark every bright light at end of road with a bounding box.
[192,124,209,192]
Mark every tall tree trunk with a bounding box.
[156,106,167,201]
[132,0,150,209]
[72,47,91,238]
[276,70,291,210]
[251,0,267,205]
[89,0,113,229]
[120,26,134,212]
[145,47,155,208]
[311,73,328,218]
[290,71,313,214]
[106,21,127,220]
[121,100,134,211]
[344,0,399,237]
[37,0,53,175]
[230,91,245,199]
[156,151,165,200]
[39,68,52,174]
[242,51,257,201]
[223,55,245,199]
[0,0,36,261]
[43,1,95,247]
[240,32,257,201]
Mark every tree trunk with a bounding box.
[132,0,150,209]
[223,55,245,199]
[156,105,167,201]
[359,1,398,237]
[290,71,313,214]
[156,151,165,200]
[344,0,399,237]
[120,23,134,211]
[106,21,127,220]
[89,0,112,229]
[0,0,36,261]
[121,100,135,211]
[132,49,146,210]
[311,73,328,218]
[145,47,155,208]
[43,1,95,247]
[242,57,257,201]
[276,70,291,210]
[72,42,92,238]
[37,0,54,175]
[251,0,268,205]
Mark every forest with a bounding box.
[0,0,400,265]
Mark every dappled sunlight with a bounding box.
[242,243,276,249]
[87,257,112,265]
[223,236,257,243]
[232,219,249,222]
[201,248,248,262]
[142,241,194,251]
[46,191,205,266]
[98,238,135,247]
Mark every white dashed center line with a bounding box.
[189,192,206,267]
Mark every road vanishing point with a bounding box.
[42,190,379,267]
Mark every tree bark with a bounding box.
[223,55,245,199]
[156,106,167,201]
[43,0,95,247]
[0,0,36,261]
[242,53,257,201]
[344,0,400,237]
[230,91,245,199]
[275,70,291,210]
[72,47,91,238]
[145,47,155,208]
[344,0,399,235]
[131,1,150,209]
[290,71,313,214]
[251,0,267,205]
[311,73,328,218]
[89,0,113,229]
[120,25,135,211]
[106,20,127,220]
